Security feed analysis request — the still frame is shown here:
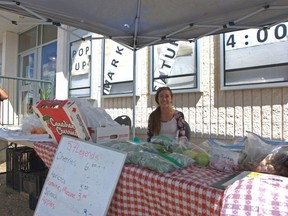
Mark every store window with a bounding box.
[41,42,57,99]
[18,25,57,114]
[102,39,134,96]
[151,41,199,93]
[42,25,58,44]
[69,38,91,98]
[220,22,288,90]
[19,27,37,52]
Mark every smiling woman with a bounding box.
[147,86,187,142]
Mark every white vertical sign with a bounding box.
[70,40,91,76]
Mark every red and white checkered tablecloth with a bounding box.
[221,173,288,216]
[34,142,58,168]
[33,141,233,216]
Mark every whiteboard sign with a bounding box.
[34,136,127,216]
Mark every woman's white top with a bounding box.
[160,118,178,140]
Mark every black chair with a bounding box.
[185,121,191,141]
[114,115,132,127]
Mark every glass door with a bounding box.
[20,51,36,115]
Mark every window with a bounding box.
[221,22,288,90]
[18,25,57,113]
[151,41,199,93]
[42,25,58,44]
[102,39,134,96]
[41,42,57,99]
[69,38,91,98]
[19,27,37,52]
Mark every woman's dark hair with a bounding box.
[155,86,173,104]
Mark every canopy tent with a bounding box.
[0,0,288,50]
[1,0,288,136]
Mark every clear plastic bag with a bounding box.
[128,151,180,173]
[243,132,288,176]
[168,152,195,167]
[207,138,246,172]
[174,139,210,166]
[150,135,178,154]
[69,97,119,128]
[22,114,47,134]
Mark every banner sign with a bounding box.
[103,40,133,95]
[152,41,197,91]
[70,40,91,76]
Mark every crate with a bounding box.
[6,146,47,191]
[20,168,48,195]
[29,192,39,211]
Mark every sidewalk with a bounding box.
[0,162,34,216]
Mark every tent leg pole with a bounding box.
[132,49,136,138]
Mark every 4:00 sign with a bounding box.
[225,22,288,49]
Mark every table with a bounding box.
[0,129,52,175]
[34,141,231,216]
[0,128,52,148]
[221,172,288,216]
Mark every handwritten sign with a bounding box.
[34,136,127,216]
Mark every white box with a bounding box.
[90,126,129,144]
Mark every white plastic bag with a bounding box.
[69,98,119,128]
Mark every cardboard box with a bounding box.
[33,100,92,144]
[90,125,129,144]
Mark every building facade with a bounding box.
[1,23,288,143]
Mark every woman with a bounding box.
[147,86,187,142]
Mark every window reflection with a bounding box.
[41,42,57,99]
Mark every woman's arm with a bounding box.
[147,114,154,142]
[0,88,8,101]
[174,111,186,138]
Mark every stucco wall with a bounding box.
[102,36,288,143]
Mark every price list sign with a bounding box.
[34,136,127,216]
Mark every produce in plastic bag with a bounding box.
[208,136,247,147]
[176,140,210,166]
[128,151,179,173]
[255,145,288,176]
[168,152,195,167]
[142,142,173,155]
[150,135,177,153]
[208,138,246,172]
[22,114,47,134]
[243,131,288,176]
[111,142,144,152]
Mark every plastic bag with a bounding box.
[22,114,47,134]
[168,152,195,167]
[128,151,179,173]
[208,136,247,148]
[69,97,119,128]
[150,135,178,154]
[174,139,210,166]
[108,141,190,173]
[243,132,288,176]
[207,138,246,172]
[111,142,144,152]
